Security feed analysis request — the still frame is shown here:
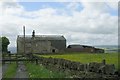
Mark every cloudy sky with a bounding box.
[0,0,118,48]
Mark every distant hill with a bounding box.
[94,45,118,53]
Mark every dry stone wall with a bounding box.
[34,56,117,76]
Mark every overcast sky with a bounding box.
[0,0,118,48]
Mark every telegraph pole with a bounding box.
[32,30,35,54]
[23,26,25,55]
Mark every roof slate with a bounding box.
[17,35,66,41]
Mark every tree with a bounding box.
[0,37,10,52]
[0,37,1,52]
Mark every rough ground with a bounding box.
[15,62,29,78]
[2,63,10,79]
[2,64,8,76]
[0,66,2,80]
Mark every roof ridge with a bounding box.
[18,35,63,37]
[17,35,66,40]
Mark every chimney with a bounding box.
[32,30,35,37]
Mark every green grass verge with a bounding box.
[36,53,118,70]
[3,63,17,78]
[25,62,67,78]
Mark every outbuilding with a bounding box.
[66,45,104,53]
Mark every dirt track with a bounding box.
[15,62,29,78]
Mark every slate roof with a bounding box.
[67,45,94,48]
[17,35,66,41]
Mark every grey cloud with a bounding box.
[1,1,118,47]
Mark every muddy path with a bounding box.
[15,62,29,78]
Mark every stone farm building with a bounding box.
[17,34,66,54]
[17,30,104,54]
[66,45,104,53]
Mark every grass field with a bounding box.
[25,62,67,78]
[39,53,119,70]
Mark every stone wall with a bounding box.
[17,39,66,54]
[34,56,117,75]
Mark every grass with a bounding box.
[25,62,67,78]
[35,52,119,70]
[3,63,17,78]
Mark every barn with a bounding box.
[66,45,104,53]
[17,31,66,54]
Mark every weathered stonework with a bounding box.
[17,35,66,54]
[34,56,117,76]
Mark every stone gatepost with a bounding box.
[102,59,106,65]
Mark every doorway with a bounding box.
[52,49,55,53]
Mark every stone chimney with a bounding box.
[32,30,35,37]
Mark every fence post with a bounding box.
[9,54,11,64]
[102,59,106,65]
[2,54,5,65]
[15,54,18,67]
[36,59,38,65]
[15,54,17,59]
